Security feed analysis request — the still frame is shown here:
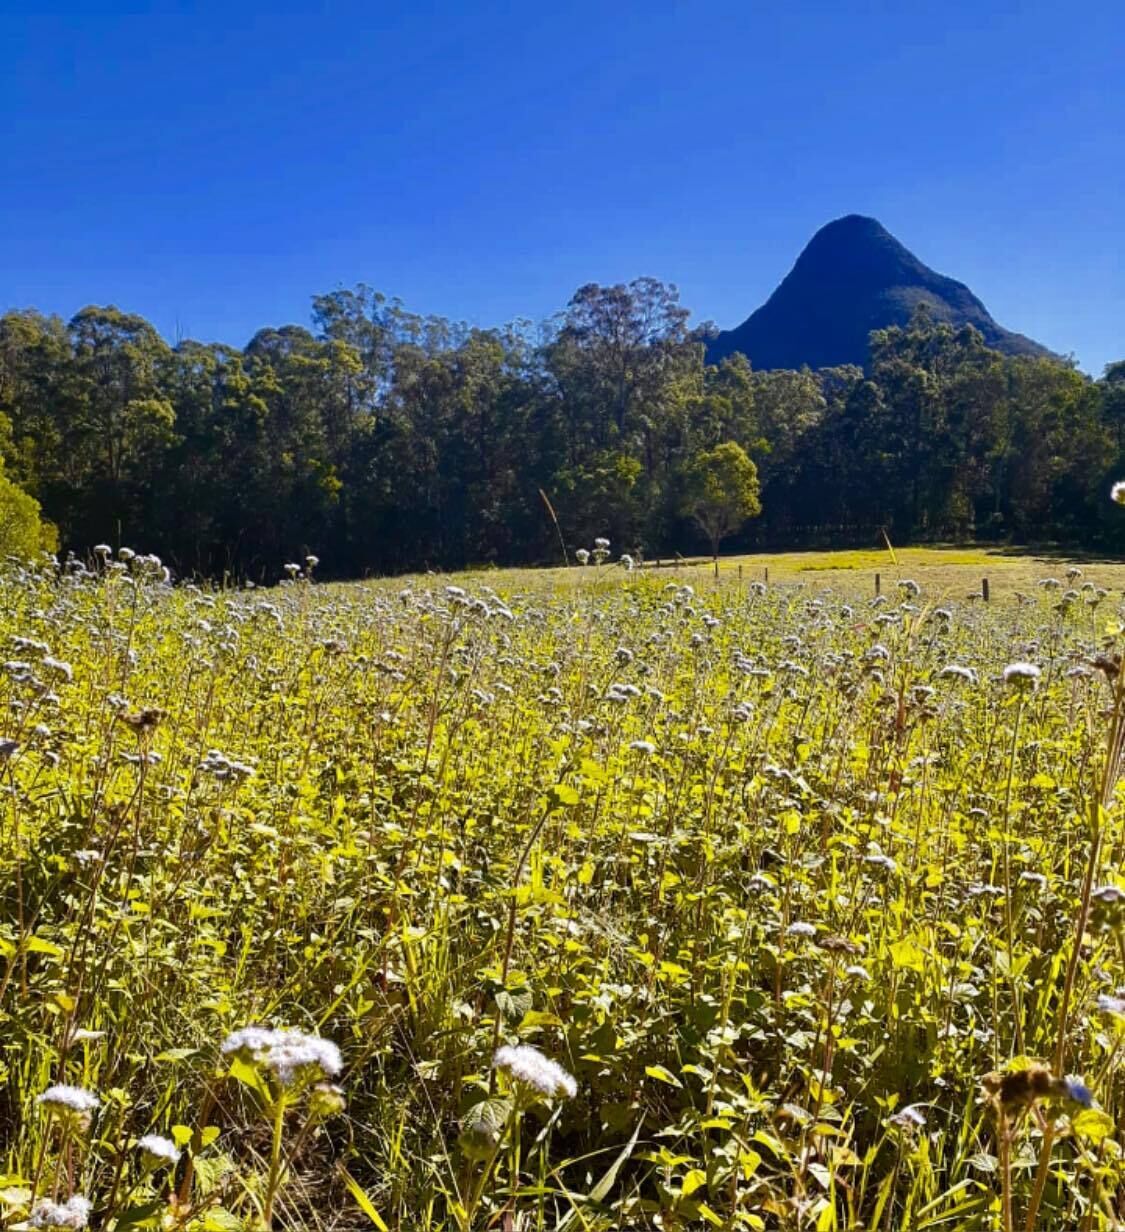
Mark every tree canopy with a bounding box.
[0,287,1120,578]
[683,442,762,558]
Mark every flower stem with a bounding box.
[262,1097,287,1229]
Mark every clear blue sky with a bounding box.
[2,0,1122,373]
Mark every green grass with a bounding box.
[2,546,1125,1230]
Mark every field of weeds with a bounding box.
[5,547,1125,1230]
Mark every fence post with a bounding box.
[713,558,719,580]
[982,577,990,602]
[875,572,881,597]
[764,567,769,584]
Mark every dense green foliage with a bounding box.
[0,460,55,557]
[5,554,1125,1230]
[682,442,762,558]
[0,286,1121,578]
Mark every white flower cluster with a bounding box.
[137,1133,181,1165]
[493,1044,577,1100]
[41,657,73,682]
[1003,661,1041,687]
[199,750,255,781]
[1097,993,1125,1017]
[889,1104,927,1129]
[28,1196,92,1229]
[221,1026,342,1087]
[36,1085,99,1115]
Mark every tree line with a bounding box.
[0,279,1122,578]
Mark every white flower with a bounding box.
[493,1044,576,1099]
[619,554,635,571]
[41,657,73,682]
[266,1034,343,1086]
[786,922,816,937]
[137,1133,181,1165]
[940,664,977,684]
[864,854,897,873]
[1003,662,1041,687]
[28,1195,92,1228]
[1096,993,1125,1017]
[890,1104,927,1129]
[37,1085,99,1115]
[93,544,112,557]
[629,739,656,755]
[1111,481,1125,506]
[594,538,610,550]
[305,555,319,568]
[221,1026,342,1087]
[575,549,590,565]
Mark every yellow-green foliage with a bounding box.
[0,464,56,556]
[3,553,1125,1229]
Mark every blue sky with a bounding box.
[2,0,1122,373]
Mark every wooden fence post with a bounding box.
[875,572,881,597]
[982,577,990,602]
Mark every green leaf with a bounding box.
[889,938,926,973]
[25,936,63,959]
[681,1168,707,1197]
[556,1119,643,1231]
[338,1165,391,1229]
[154,1048,197,1063]
[519,1009,563,1029]
[201,1210,242,1232]
[645,1064,682,1087]
[495,987,533,1021]
[227,1055,268,1098]
[548,783,580,808]
[115,1201,164,1229]
[458,1098,512,1161]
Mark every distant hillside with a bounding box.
[707,214,1050,370]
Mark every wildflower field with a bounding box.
[8,547,1125,1231]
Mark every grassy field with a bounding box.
[3,545,1125,1231]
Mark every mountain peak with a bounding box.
[707,217,1048,370]
[810,213,891,239]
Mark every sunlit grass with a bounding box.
[2,547,1125,1230]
